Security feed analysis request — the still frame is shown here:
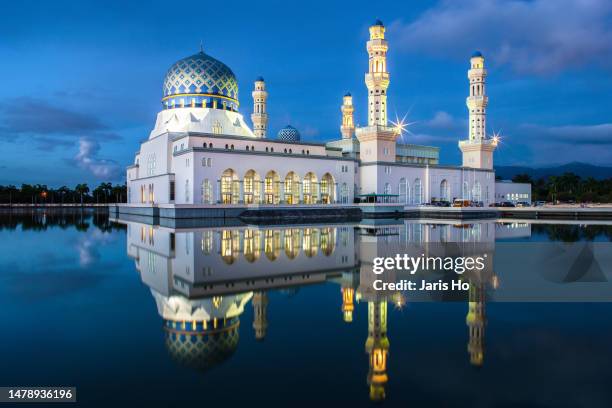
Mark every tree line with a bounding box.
[509,172,612,203]
[0,183,127,205]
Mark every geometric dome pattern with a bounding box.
[163,51,239,103]
[164,317,240,373]
[277,125,301,142]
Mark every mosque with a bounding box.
[126,20,508,210]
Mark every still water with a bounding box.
[1,209,612,407]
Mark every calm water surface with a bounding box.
[1,209,611,407]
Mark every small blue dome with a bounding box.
[372,19,384,27]
[277,125,301,142]
[255,76,264,82]
[472,51,483,58]
[344,91,351,97]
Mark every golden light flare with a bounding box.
[393,292,407,310]
[389,112,417,139]
[490,130,502,146]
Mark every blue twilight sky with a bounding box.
[1,0,611,186]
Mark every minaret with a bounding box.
[356,20,398,167]
[341,287,355,322]
[251,77,268,138]
[459,52,498,169]
[365,300,389,402]
[365,19,389,126]
[466,282,486,366]
[340,93,355,139]
[252,291,268,341]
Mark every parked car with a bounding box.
[533,201,546,207]
[437,200,451,207]
[516,201,530,207]
[499,201,516,207]
[472,201,484,207]
[453,199,472,208]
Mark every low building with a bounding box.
[494,181,532,203]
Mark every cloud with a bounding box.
[389,0,612,74]
[73,137,121,180]
[0,97,121,151]
[424,111,462,130]
[0,97,107,135]
[520,123,612,145]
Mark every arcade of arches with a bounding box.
[216,227,338,264]
[215,169,343,205]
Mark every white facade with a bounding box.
[494,181,532,203]
[127,20,505,208]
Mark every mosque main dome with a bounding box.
[162,50,239,111]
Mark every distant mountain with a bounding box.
[495,162,612,180]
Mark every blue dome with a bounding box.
[372,19,384,27]
[277,125,301,142]
[344,91,352,97]
[255,76,264,82]
[472,51,483,58]
[162,51,239,111]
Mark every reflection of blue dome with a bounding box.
[277,125,301,142]
[472,51,483,58]
[162,51,239,111]
[164,318,240,373]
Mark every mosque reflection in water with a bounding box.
[120,218,530,402]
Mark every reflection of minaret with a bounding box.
[341,287,355,322]
[365,300,389,402]
[466,282,486,366]
[252,291,268,341]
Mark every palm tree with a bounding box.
[75,184,89,205]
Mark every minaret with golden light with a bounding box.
[356,19,398,166]
[365,20,389,126]
[466,282,486,366]
[252,291,268,341]
[365,300,389,401]
[251,76,268,138]
[459,51,497,169]
[340,93,355,139]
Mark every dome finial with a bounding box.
[199,40,204,53]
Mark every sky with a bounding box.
[0,0,611,187]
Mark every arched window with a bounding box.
[340,183,349,204]
[398,178,408,204]
[264,171,280,204]
[413,178,422,204]
[284,172,300,205]
[320,173,335,204]
[384,183,391,195]
[472,182,482,202]
[303,173,318,204]
[201,179,213,204]
[184,179,190,203]
[221,169,239,204]
[462,181,470,200]
[244,170,261,204]
[440,179,449,201]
